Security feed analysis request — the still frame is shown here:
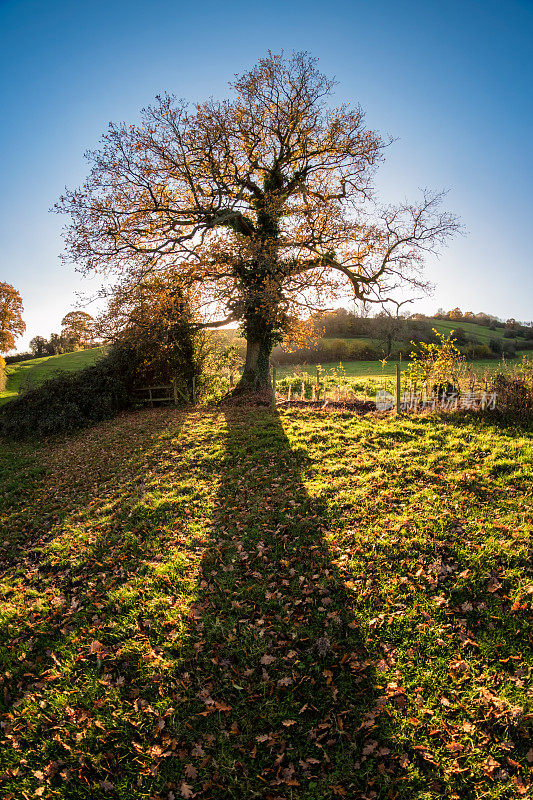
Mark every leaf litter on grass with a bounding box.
[0,407,531,799]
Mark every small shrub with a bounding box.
[404,330,464,392]
[452,327,468,346]
[468,343,493,359]
[490,374,533,421]
[4,351,36,365]
[489,337,503,355]
[484,356,533,422]
[502,341,517,357]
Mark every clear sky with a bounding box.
[1,0,532,351]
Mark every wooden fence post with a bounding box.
[173,377,178,407]
[272,366,277,411]
[396,364,401,414]
[192,376,196,405]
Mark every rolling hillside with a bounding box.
[430,318,507,343]
[0,347,106,404]
[0,316,528,407]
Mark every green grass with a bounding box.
[430,319,509,344]
[0,347,106,404]
[276,359,402,378]
[274,358,529,401]
[0,407,531,799]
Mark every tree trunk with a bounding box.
[234,330,273,395]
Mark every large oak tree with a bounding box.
[57,52,460,393]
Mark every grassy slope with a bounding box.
[0,347,105,404]
[431,319,507,343]
[0,408,531,799]
[314,322,507,353]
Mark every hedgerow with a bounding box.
[0,347,136,440]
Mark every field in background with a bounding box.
[275,358,522,379]
[431,319,509,343]
[0,347,105,404]
[274,356,531,402]
[0,326,529,407]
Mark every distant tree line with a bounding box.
[269,307,533,363]
[314,310,440,353]
[5,311,98,364]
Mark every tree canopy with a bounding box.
[57,51,460,392]
[97,269,211,390]
[0,281,25,354]
[29,336,47,357]
[61,311,95,350]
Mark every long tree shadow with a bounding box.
[164,409,384,799]
[1,409,387,800]
[161,409,533,800]
[2,408,530,799]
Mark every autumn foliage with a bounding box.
[57,51,459,393]
[61,311,96,350]
[0,408,531,797]
[0,281,25,353]
[97,269,215,393]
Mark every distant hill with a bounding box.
[269,310,533,365]
[0,347,106,405]
[429,319,510,342]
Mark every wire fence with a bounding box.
[272,364,503,413]
[133,358,533,416]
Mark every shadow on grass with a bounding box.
[1,408,531,800]
[0,409,385,799]
[0,412,203,777]
[161,409,385,799]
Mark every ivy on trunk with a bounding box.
[57,52,460,400]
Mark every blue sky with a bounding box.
[1,0,532,350]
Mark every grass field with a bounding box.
[0,348,105,405]
[274,357,530,401]
[275,358,522,379]
[0,407,531,799]
[431,320,511,344]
